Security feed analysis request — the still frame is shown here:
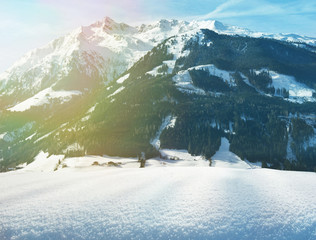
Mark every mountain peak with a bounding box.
[104,16,115,23]
[88,16,137,35]
[89,16,117,29]
[210,20,227,31]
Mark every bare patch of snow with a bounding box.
[269,71,315,102]
[167,116,177,129]
[163,60,176,73]
[255,69,316,103]
[16,162,27,169]
[107,86,125,98]
[146,65,164,77]
[0,132,7,140]
[172,64,238,95]
[8,87,81,112]
[240,73,267,96]
[150,115,174,150]
[172,70,206,95]
[188,64,237,87]
[34,131,54,143]
[81,115,90,122]
[21,151,64,172]
[63,143,84,154]
[25,132,36,141]
[211,137,251,169]
[166,34,191,60]
[150,149,209,167]
[116,73,130,84]
[87,104,97,114]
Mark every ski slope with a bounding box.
[212,138,257,168]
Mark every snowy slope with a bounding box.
[8,87,81,112]
[172,69,206,95]
[254,69,316,103]
[212,138,253,169]
[21,151,64,172]
[172,64,237,95]
[269,71,316,103]
[0,18,196,100]
[0,167,315,240]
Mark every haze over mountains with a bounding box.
[1,17,316,172]
[1,17,315,106]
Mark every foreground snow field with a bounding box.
[0,166,315,240]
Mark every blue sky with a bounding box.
[1,0,316,72]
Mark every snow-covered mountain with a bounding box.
[1,17,316,173]
[1,17,316,111]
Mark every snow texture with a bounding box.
[0,166,315,240]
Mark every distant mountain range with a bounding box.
[1,17,316,172]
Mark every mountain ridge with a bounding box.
[1,17,316,172]
[1,17,316,102]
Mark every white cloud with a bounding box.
[197,0,316,20]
